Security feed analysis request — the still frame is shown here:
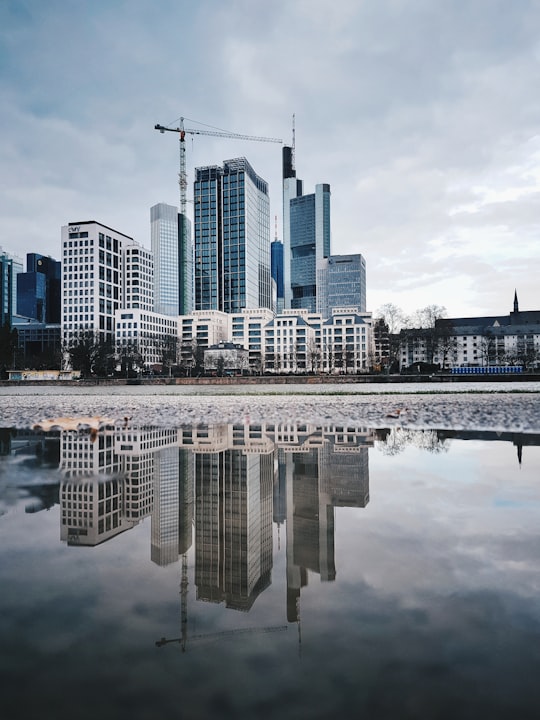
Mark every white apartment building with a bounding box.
[175,306,374,374]
[321,308,372,374]
[61,221,130,343]
[124,242,154,311]
[264,310,318,373]
[178,310,230,370]
[230,308,274,370]
[114,308,178,371]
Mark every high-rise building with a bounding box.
[282,146,303,309]
[271,223,284,313]
[317,253,366,318]
[151,203,192,316]
[289,183,331,313]
[0,246,23,326]
[17,253,61,323]
[178,213,193,316]
[194,158,271,313]
[151,202,176,316]
[61,221,130,343]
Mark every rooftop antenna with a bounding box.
[291,113,296,171]
[274,214,278,242]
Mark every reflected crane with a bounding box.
[154,117,282,215]
[156,625,287,651]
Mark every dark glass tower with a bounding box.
[289,184,331,312]
[194,158,271,313]
[17,253,61,323]
[271,236,284,312]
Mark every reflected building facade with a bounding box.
[186,425,274,611]
[15,421,376,621]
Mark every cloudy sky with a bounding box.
[1,0,539,317]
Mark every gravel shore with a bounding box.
[1,383,539,433]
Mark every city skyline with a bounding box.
[1,1,539,318]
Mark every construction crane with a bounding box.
[154,117,282,215]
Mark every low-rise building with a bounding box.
[399,294,540,371]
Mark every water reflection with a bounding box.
[1,423,540,719]
[1,424,376,616]
[1,424,536,611]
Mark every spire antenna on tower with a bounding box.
[291,113,296,171]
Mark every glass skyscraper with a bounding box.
[271,237,284,312]
[0,246,23,326]
[194,158,271,313]
[289,183,331,312]
[151,203,193,316]
[17,253,61,323]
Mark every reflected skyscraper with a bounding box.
[193,438,274,611]
[151,445,180,566]
[34,421,374,620]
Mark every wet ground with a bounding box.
[1,381,539,433]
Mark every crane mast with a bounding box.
[155,118,282,216]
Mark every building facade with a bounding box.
[398,294,540,371]
[317,253,366,318]
[271,235,284,313]
[151,203,186,316]
[194,158,271,313]
[282,146,303,310]
[1,246,23,326]
[114,308,178,372]
[289,183,331,313]
[124,242,154,312]
[17,253,61,324]
[61,221,130,344]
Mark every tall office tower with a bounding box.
[151,203,178,316]
[178,213,193,315]
[289,183,331,313]
[123,242,154,311]
[194,447,273,610]
[271,218,284,313]
[194,158,271,313]
[317,253,366,319]
[151,203,193,316]
[0,246,23,325]
[61,221,129,343]
[17,253,61,323]
[282,146,303,309]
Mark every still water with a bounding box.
[1,423,539,720]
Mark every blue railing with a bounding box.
[450,366,523,375]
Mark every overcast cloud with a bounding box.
[1,0,539,317]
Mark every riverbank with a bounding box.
[2,372,540,388]
[1,382,539,434]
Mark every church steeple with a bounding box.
[513,289,519,313]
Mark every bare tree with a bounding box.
[307,339,321,374]
[376,303,409,334]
